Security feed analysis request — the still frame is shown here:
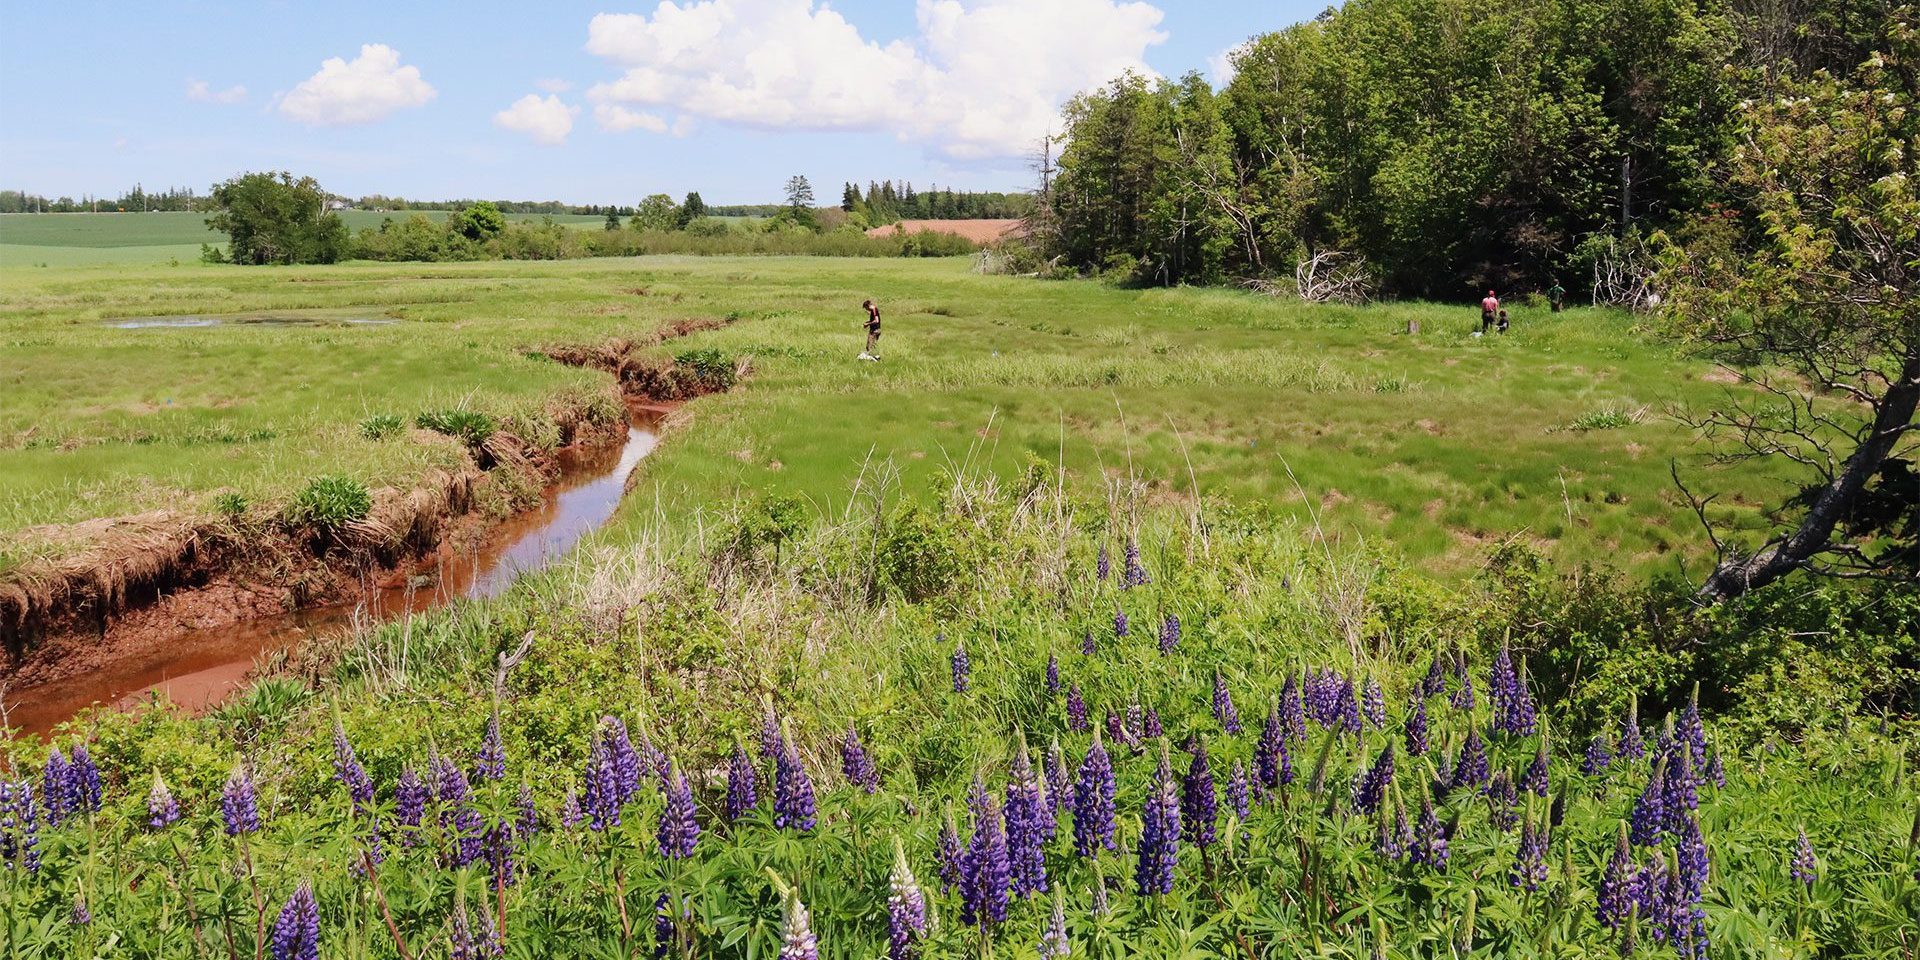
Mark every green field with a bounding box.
[0,211,607,267]
[0,255,1780,578]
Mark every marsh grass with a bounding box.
[1,255,1787,576]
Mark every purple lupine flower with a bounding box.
[1212,672,1241,734]
[331,722,375,813]
[1618,698,1645,760]
[1351,742,1395,815]
[773,735,817,832]
[1090,870,1112,917]
[1705,749,1725,789]
[1362,678,1386,729]
[1134,743,1180,896]
[726,742,759,821]
[1421,650,1449,699]
[1142,706,1163,740]
[1663,749,1699,833]
[560,790,583,830]
[483,820,515,886]
[960,777,1011,927]
[841,725,880,794]
[395,766,428,845]
[1180,738,1218,849]
[887,838,929,960]
[1124,700,1144,744]
[760,698,784,761]
[1158,612,1180,655]
[1304,669,1333,728]
[1679,684,1707,772]
[657,762,700,859]
[635,726,668,787]
[937,808,964,893]
[1374,800,1410,860]
[1629,759,1668,847]
[951,641,971,693]
[1112,607,1129,639]
[1675,814,1710,902]
[1410,788,1449,869]
[1583,734,1613,776]
[1509,813,1548,892]
[1039,889,1071,958]
[1450,651,1475,711]
[1096,542,1110,583]
[222,765,261,836]
[1789,827,1817,889]
[1489,644,1518,719]
[1105,711,1133,751]
[1005,737,1049,897]
[1045,654,1061,694]
[602,717,642,808]
[1123,537,1149,587]
[147,773,180,830]
[40,749,70,828]
[1450,725,1489,792]
[67,744,102,814]
[1598,824,1634,928]
[1433,749,1453,791]
[1254,704,1292,798]
[1227,760,1250,828]
[1486,771,1519,831]
[1045,738,1070,821]
[1522,738,1550,796]
[653,893,677,959]
[515,783,539,840]
[1334,675,1363,736]
[778,890,819,960]
[1405,698,1430,756]
[1072,729,1117,857]
[1081,628,1097,657]
[270,882,320,960]
[441,765,485,867]
[0,779,40,874]
[70,894,90,926]
[1280,674,1306,740]
[1066,684,1090,732]
[475,712,506,781]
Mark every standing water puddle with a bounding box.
[9,409,663,735]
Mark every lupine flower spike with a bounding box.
[1039,888,1071,958]
[1405,697,1430,756]
[40,749,70,828]
[951,640,971,693]
[1158,612,1180,654]
[887,837,930,960]
[960,776,1011,927]
[1066,684,1090,732]
[1073,727,1117,857]
[147,772,180,830]
[657,761,700,859]
[726,739,760,822]
[222,763,261,836]
[270,882,320,960]
[1790,827,1817,889]
[1135,741,1180,896]
[1212,672,1241,734]
[937,806,964,893]
[1180,737,1218,849]
[1005,734,1050,897]
[842,724,880,794]
[777,886,819,960]
[774,723,817,832]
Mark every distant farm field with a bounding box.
[0,255,1783,580]
[0,210,606,266]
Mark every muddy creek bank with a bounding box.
[6,409,665,735]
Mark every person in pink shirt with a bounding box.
[1479,290,1500,334]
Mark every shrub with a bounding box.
[876,505,963,602]
[415,409,497,446]
[673,348,738,392]
[1566,407,1642,431]
[358,413,405,440]
[288,475,372,530]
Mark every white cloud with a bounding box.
[584,0,1167,160]
[593,103,669,134]
[496,94,580,145]
[186,79,248,104]
[1208,40,1252,87]
[536,77,574,93]
[278,44,436,126]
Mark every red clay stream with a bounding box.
[7,409,664,736]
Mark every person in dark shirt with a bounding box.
[1480,290,1500,334]
[1548,281,1566,313]
[860,299,881,360]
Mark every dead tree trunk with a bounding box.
[1700,347,1920,600]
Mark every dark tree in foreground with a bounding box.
[1660,15,1918,599]
[205,172,347,265]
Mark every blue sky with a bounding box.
[0,1,1325,205]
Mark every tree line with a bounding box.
[1035,0,1900,300]
[838,181,1032,227]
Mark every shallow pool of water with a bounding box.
[104,313,398,328]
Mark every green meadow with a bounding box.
[0,255,1777,578]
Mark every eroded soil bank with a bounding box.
[1,319,735,733]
